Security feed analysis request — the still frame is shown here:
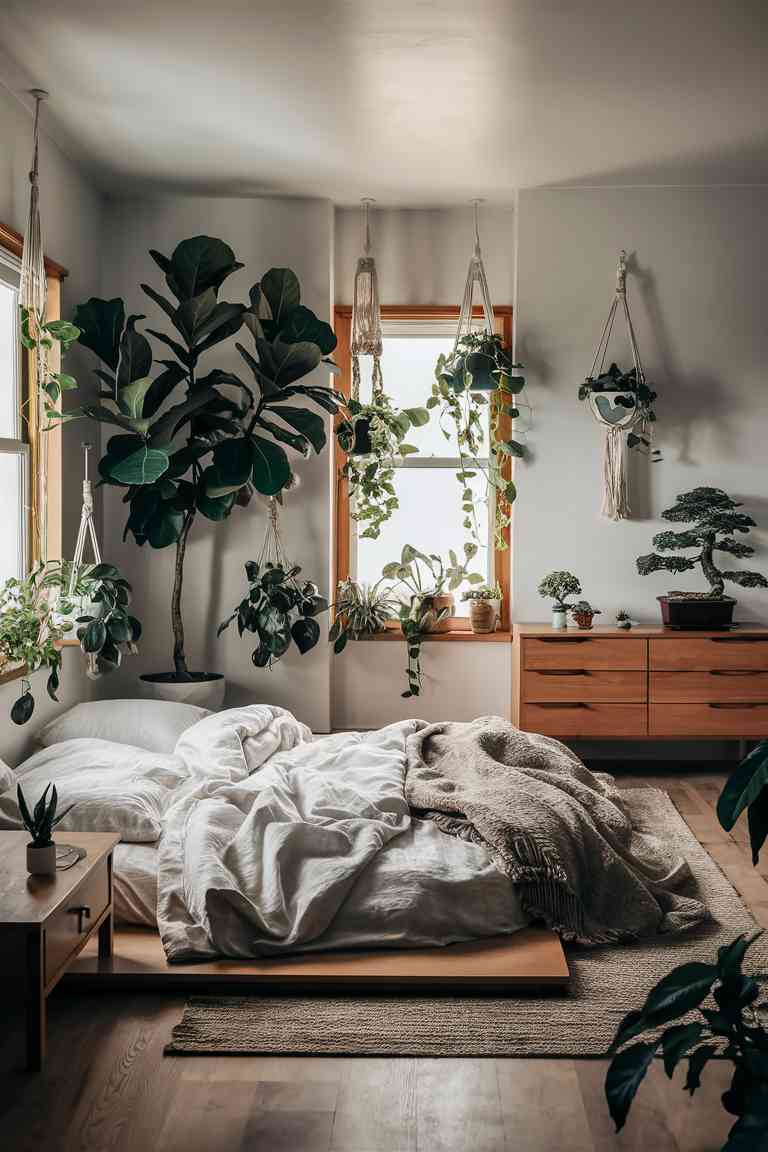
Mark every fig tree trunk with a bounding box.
[172,513,194,679]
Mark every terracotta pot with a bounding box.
[469,599,500,634]
[572,610,596,630]
[27,843,56,876]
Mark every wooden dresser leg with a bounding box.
[25,929,45,1073]
[98,907,114,961]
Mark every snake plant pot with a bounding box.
[658,595,736,631]
[139,672,226,710]
[572,610,597,630]
[552,607,568,630]
[469,599,500,634]
[27,843,56,876]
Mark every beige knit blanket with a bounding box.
[405,717,709,945]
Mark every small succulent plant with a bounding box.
[462,583,502,601]
[17,783,72,847]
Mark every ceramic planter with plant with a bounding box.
[71,241,342,708]
[637,487,768,630]
[336,394,429,540]
[218,560,328,669]
[17,783,72,875]
[537,570,582,630]
[462,583,502,634]
[615,609,637,631]
[381,545,483,697]
[329,578,399,653]
[578,360,660,458]
[570,600,601,630]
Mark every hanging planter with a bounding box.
[578,251,660,520]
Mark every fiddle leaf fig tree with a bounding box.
[72,238,342,680]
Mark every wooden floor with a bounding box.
[1,765,767,1152]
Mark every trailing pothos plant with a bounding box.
[68,237,342,681]
[218,560,328,668]
[429,331,525,551]
[0,566,72,725]
[380,545,483,698]
[336,394,429,540]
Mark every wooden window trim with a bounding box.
[333,304,513,633]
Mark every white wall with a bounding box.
[0,83,103,763]
[98,197,335,732]
[514,188,768,626]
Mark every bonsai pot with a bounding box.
[572,610,596,630]
[351,418,373,455]
[658,595,736,631]
[27,843,56,876]
[552,606,568,630]
[469,599,500,634]
[139,672,226,710]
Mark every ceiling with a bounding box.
[1,0,767,203]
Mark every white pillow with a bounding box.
[1,738,189,843]
[38,699,210,755]
[0,755,13,795]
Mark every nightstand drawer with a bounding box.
[651,670,768,702]
[44,859,109,986]
[649,702,768,737]
[522,669,645,702]
[520,702,647,738]
[650,636,768,671]
[523,637,646,671]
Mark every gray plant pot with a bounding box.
[27,843,56,876]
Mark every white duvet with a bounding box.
[1,706,526,960]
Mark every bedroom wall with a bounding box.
[332,206,516,727]
[0,82,104,763]
[98,197,335,733]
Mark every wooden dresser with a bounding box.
[513,623,768,740]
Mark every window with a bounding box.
[334,306,512,629]
[0,248,28,585]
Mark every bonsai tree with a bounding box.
[637,487,768,599]
[71,238,342,682]
[537,570,582,610]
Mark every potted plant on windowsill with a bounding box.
[71,240,342,709]
[462,584,502,633]
[637,487,768,630]
[328,578,399,653]
[17,783,72,875]
[537,570,583,630]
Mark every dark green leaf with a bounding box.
[116,314,152,388]
[142,363,187,418]
[146,327,191,365]
[661,1023,705,1078]
[163,236,243,301]
[718,741,768,862]
[73,297,125,371]
[251,644,271,668]
[108,445,169,485]
[260,268,300,326]
[251,435,291,495]
[291,616,321,655]
[333,630,348,655]
[269,340,323,388]
[641,962,718,1027]
[684,1044,717,1094]
[148,386,218,446]
[605,1042,656,1132]
[268,404,326,453]
[197,484,236,522]
[46,663,60,702]
[212,438,254,488]
[278,304,336,354]
[146,504,184,548]
[82,619,107,653]
[173,288,216,344]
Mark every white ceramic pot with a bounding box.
[27,843,56,876]
[552,607,568,630]
[139,673,226,710]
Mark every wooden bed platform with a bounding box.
[66,926,570,992]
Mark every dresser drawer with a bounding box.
[520,702,647,738]
[523,637,646,671]
[44,858,109,986]
[522,669,646,703]
[650,636,768,671]
[651,670,768,702]
[649,702,768,737]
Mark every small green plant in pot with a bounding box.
[462,583,503,634]
[17,783,72,875]
[569,600,601,630]
[329,578,399,653]
[537,570,582,630]
[381,545,483,697]
[637,487,768,629]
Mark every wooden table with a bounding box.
[0,831,119,1071]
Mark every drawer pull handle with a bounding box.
[538,637,591,644]
[537,669,588,677]
[68,905,92,934]
[711,637,768,644]
[710,670,755,677]
[536,702,588,710]
[709,703,761,710]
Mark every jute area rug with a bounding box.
[166,788,768,1058]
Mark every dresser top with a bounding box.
[516,623,768,639]
[0,831,119,925]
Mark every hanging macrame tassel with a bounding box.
[601,426,630,521]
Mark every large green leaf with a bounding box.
[174,287,217,344]
[194,304,245,356]
[718,740,768,862]
[661,1023,705,1078]
[145,502,184,548]
[108,445,170,486]
[196,484,236,522]
[747,790,768,865]
[142,363,186,417]
[403,407,430,428]
[116,314,152,388]
[73,297,126,371]
[211,438,253,489]
[605,1042,656,1133]
[255,416,309,455]
[250,435,291,495]
[82,404,149,436]
[82,618,107,654]
[119,376,154,420]
[140,282,178,326]
[269,340,322,388]
[611,961,718,1050]
[291,616,320,655]
[160,236,243,302]
[260,268,300,327]
[268,404,326,453]
[278,304,337,354]
[148,386,218,446]
[146,327,192,365]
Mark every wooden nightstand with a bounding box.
[0,831,120,1071]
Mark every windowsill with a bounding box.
[355,629,513,643]
[0,638,80,688]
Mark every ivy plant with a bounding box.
[69,238,342,680]
[0,566,71,724]
[218,560,328,668]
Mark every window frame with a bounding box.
[333,304,513,632]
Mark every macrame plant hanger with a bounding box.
[455,199,495,347]
[350,198,383,403]
[586,250,646,521]
[69,443,102,676]
[258,496,290,572]
[20,89,50,564]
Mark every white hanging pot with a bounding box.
[588,391,639,430]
